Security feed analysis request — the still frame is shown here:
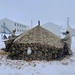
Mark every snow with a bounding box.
[0,34,5,48]
[0,56,75,75]
[0,34,75,75]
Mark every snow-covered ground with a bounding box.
[0,34,75,75]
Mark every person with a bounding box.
[61,31,72,55]
[11,29,16,38]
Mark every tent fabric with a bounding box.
[14,25,63,48]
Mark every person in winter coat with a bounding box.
[11,29,16,38]
[61,31,72,55]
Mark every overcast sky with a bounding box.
[0,0,75,28]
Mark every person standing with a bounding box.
[11,29,16,38]
[61,31,72,55]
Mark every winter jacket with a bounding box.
[62,33,72,46]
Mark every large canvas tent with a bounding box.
[7,25,67,61]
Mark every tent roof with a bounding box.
[14,25,63,48]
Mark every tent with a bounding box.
[8,25,66,61]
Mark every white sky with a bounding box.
[0,0,75,28]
